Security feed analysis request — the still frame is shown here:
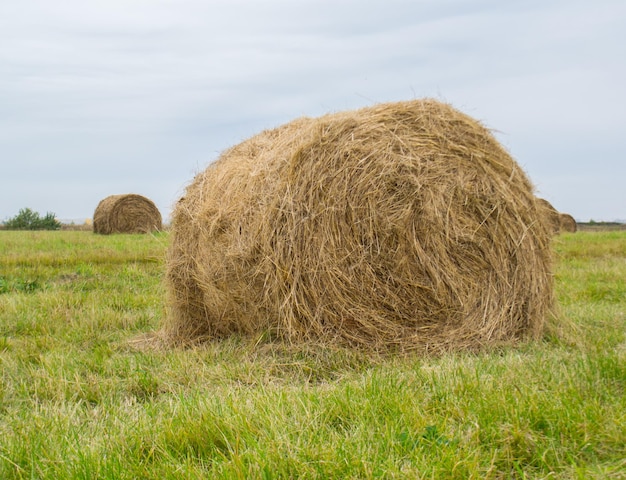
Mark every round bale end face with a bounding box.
[163,99,554,353]
[93,194,162,235]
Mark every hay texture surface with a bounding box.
[164,99,553,352]
[93,194,162,234]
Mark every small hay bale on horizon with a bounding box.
[93,194,162,235]
[536,198,561,235]
[536,197,577,235]
[161,99,554,353]
[559,213,578,233]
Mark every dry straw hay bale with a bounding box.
[559,213,578,233]
[535,198,561,235]
[93,194,162,234]
[535,198,577,234]
[162,99,554,353]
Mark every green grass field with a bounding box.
[0,230,624,479]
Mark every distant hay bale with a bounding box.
[93,194,162,234]
[536,198,577,235]
[559,213,577,233]
[162,99,553,353]
[536,198,561,235]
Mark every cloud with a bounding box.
[1,0,625,221]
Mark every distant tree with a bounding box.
[4,208,62,230]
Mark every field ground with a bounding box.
[577,223,626,232]
[0,230,624,479]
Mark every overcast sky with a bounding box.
[1,0,624,223]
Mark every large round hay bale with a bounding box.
[93,194,162,234]
[559,213,577,233]
[163,99,553,352]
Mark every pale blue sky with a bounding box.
[1,0,625,223]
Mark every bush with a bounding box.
[4,208,62,231]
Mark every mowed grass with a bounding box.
[0,230,624,479]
